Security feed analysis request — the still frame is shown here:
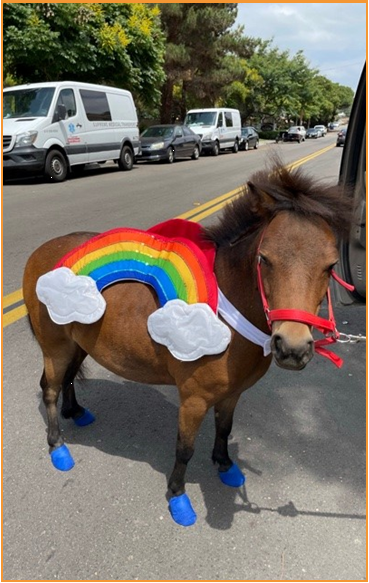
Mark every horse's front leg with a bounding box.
[212,394,246,488]
[168,395,209,527]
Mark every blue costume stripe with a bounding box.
[88,260,178,306]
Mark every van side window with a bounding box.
[225,112,233,127]
[80,89,112,121]
[57,89,76,118]
[217,114,223,128]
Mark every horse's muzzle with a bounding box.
[270,332,314,370]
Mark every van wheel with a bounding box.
[118,145,134,171]
[212,142,220,156]
[191,145,200,160]
[45,150,68,182]
[232,140,239,153]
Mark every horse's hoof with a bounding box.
[219,463,245,487]
[169,493,197,527]
[50,444,75,471]
[73,408,95,427]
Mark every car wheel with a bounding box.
[232,140,239,153]
[167,147,175,163]
[212,141,220,156]
[45,149,68,182]
[191,145,200,160]
[254,140,259,149]
[118,145,134,170]
[245,141,249,151]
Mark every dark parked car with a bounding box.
[334,63,366,304]
[239,127,259,150]
[138,124,201,163]
[306,128,322,139]
[336,127,347,147]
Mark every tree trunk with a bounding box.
[160,78,174,124]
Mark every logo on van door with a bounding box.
[68,123,76,133]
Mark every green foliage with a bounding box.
[3,3,166,112]
[258,130,281,140]
[3,3,355,124]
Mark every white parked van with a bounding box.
[184,108,241,155]
[3,81,140,181]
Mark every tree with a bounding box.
[3,3,166,113]
[158,3,260,122]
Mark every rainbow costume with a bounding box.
[36,219,232,361]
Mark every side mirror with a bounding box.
[53,104,67,123]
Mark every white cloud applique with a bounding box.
[36,267,106,325]
[36,269,231,361]
[147,299,231,361]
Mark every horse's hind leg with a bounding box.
[61,349,95,427]
[212,395,245,487]
[40,344,90,471]
[168,395,209,527]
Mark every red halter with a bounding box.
[256,248,355,368]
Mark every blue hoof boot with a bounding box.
[50,444,75,471]
[219,463,245,487]
[169,493,197,527]
[74,408,95,427]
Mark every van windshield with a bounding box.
[3,87,55,119]
[184,112,217,127]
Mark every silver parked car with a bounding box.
[314,124,327,136]
[285,126,306,143]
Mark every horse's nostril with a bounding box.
[271,333,283,354]
[271,333,314,369]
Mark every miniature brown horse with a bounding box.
[23,161,353,526]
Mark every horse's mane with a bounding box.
[205,158,354,248]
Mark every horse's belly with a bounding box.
[71,283,175,385]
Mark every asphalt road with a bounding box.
[3,133,366,581]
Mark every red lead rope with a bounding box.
[257,256,355,368]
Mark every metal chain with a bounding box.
[337,332,366,344]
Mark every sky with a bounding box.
[236,3,367,91]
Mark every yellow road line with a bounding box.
[3,288,23,308]
[177,186,242,220]
[3,304,28,328]
[287,144,335,170]
[2,143,335,328]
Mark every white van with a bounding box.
[184,108,241,155]
[3,81,140,181]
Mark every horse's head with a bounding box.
[258,212,339,370]
[206,159,353,371]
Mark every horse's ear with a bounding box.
[247,181,274,216]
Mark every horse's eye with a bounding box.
[258,253,270,266]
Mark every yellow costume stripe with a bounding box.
[70,242,200,304]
